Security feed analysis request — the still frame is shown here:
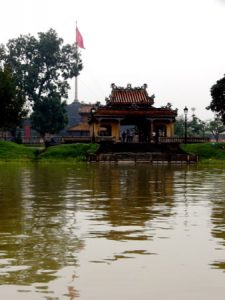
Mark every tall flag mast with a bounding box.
[75,22,85,102]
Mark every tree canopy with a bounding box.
[206,117,225,142]
[0,29,82,136]
[207,75,225,123]
[0,28,82,103]
[30,93,68,138]
[174,113,206,137]
[0,67,26,130]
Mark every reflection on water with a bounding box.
[0,163,224,299]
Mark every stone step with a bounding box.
[96,152,197,163]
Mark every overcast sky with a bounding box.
[1,0,225,120]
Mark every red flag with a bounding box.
[76,27,85,49]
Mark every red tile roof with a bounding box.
[107,84,154,106]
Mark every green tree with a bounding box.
[205,118,225,142]
[175,111,207,138]
[0,67,26,133]
[188,114,205,137]
[174,116,185,137]
[207,75,225,122]
[0,28,82,103]
[30,93,68,139]
[0,29,82,137]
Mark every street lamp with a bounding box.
[184,106,188,144]
[91,107,96,143]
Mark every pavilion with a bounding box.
[91,83,178,143]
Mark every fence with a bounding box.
[159,137,210,143]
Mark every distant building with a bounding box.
[66,103,93,137]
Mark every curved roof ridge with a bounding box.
[108,83,154,105]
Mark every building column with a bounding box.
[166,121,174,137]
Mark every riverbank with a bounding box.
[181,142,225,163]
[0,141,98,162]
[1,141,225,163]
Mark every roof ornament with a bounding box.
[127,83,132,89]
[166,102,172,109]
[111,83,116,89]
[143,83,148,89]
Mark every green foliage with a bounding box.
[181,142,225,160]
[30,94,68,137]
[0,29,82,136]
[0,141,36,160]
[39,143,99,161]
[207,75,225,122]
[189,115,205,136]
[205,118,225,142]
[174,116,184,136]
[0,67,26,130]
[0,29,82,103]
[174,114,206,137]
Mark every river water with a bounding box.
[0,163,224,300]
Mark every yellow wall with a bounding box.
[111,122,120,141]
[93,119,175,141]
[166,123,174,137]
[93,120,120,142]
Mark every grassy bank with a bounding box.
[0,141,99,162]
[0,141,37,161]
[38,143,99,161]
[1,141,225,163]
[181,142,225,162]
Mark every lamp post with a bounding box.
[184,106,188,144]
[91,107,96,143]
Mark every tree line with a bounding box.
[0,28,82,140]
[174,113,225,142]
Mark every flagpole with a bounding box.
[74,41,78,102]
[75,21,78,102]
[75,75,78,102]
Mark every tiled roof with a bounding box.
[107,84,154,106]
